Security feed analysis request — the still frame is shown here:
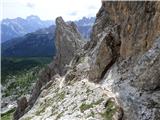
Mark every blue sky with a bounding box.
[1,0,101,21]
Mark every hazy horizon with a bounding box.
[1,14,95,22]
[1,0,101,21]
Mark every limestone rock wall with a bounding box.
[15,1,160,120]
[89,1,160,81]
[54,17,85,75]
[88,1,160,120]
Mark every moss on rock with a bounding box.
[100,99,118,120]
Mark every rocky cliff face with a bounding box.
[13,17,85,120]
[88,1,160,120]
[54,17,85,75]
[15,1,160,120]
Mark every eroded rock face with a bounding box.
[13,97,28,120]
[88,1,160,81]
[89,26,121,81]
[91,1,160,87]
[92,1,160,58]
[88,1,160,120]
[54,17,85,75]
[16,1,160,120]
[13,17,85,120]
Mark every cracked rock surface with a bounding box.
[15,1,160,120]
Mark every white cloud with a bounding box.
[1,0,101,21]
[26,2,35,9]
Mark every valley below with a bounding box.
[1,57,52,119]
[1,1,160,120]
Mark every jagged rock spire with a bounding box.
[54,16,85,75]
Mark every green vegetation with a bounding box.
[90,111,95,117]
[86,88,92,93]
[3,66,41,97]
[35,104,46,116]
[80,103,93,113]
[1,57,52,84]
[100,99,117,120]
[51,109,59,117]
[94,98,104,105]
[78,57,85,63]
[1,108,15,120]
[57,91,65,100]
[80,98,104,113]
[56,111,64,120]
[2,57,52,98]
[35,98,54,116]
[35,90,66,116]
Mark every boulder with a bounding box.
[13,97,28,120]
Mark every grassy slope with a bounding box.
[1,57,52,98]
[1,109,15,120]
[1,57,52,84]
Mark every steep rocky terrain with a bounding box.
[54,17,85,75]
[13,17,85,120]
[13,1,160,120]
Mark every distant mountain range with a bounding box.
[70,17,95,39]
[1,16,95,57]
[2,26,56,57]
[1,15,53,43]
[74,17,95,26]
